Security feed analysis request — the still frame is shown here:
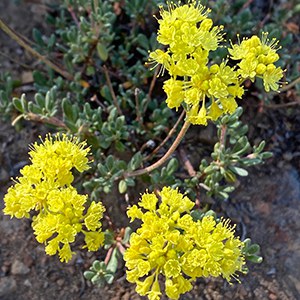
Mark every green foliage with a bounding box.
[198,107,272,199]
[13,86,58,117]
[150,157,179,187]
[242,238,263,264]
[191,209,217,222]
[50,0,116,68]
[84,227,131,287]
[0,73,16,119]
[84,259,115,287]
[83,155,127,196]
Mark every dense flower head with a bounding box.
[228,33,284,92]
[124,187,246,300]
[28,133,90,185]
[3,133,105,262]
[149,1,284,125]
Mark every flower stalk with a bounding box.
[125,120,190,177]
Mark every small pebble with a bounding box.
[283,152,293,161]
[0,168,9,183]
[0,277,17,297]
[266,267,276,276]
[269,292,278,300]
[56,279,65,287]
[11,259,30,275]
[23,279,32,287]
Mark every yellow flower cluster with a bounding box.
[3,134,105,262]
[149,1,283,125]
[229,33,284,92]
[124,187,245,300]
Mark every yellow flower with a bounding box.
[83,231,105,251]
[29,133,90,182]
[138,192,158,211]
[45,237,60,255]
[229,33,283,91]
[163,78,185,109]
[220,97,238,114]
[84,201,106,231]
[164,259,181,278]
[186,102,208,125]
[150,0,284,127]
[165,276,192,300]
[125,187,246,300]
[149,1,244,126]
[263,65,283,92]
[208,101,223,121]
[127,205,143,222]
[148,49,171,76]
[208,77,229,98]
[59,243,74,263]
[198,24,224,51]
[3,134,105,263]
[238,58,258,79]
[136,273,155,296]
[147,277,162,300]
[172,2,208,23]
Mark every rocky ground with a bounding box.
[0,1,299,299]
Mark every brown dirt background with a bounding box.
[0,1,299,299]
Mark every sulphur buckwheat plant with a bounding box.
[125,187,246,299]
[1,0,294,298]
[3,134,105,262]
